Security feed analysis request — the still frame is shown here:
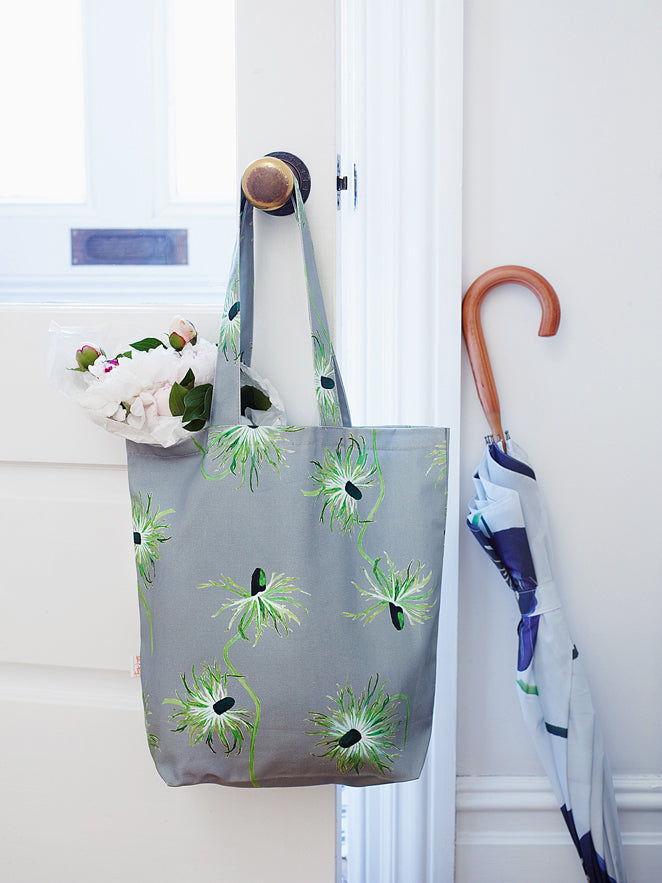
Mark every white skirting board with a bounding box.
[456,775,662,882]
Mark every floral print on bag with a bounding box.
[308,675,409,776]
[192,567,309,786]
[132,493,174,652]
[306,429,441,631]
[165,662,253,756]
[204,424,299,490]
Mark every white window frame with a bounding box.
[0,0,236,304]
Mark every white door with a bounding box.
[1,1,339,881]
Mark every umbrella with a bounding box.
[463,267,627,883]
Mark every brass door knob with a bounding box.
[241,151,311,216]
[242,157,293,211]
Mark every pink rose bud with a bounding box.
[168,316,197,351]
[75,344,101,370]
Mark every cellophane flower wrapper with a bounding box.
[48,322,286,447]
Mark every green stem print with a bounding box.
[308,675,407,776]
[306,429,437,631]
[353,444,430,629]
[221,631,262,787]
[394,692,411,747]
[131,493,174,653]
[351,434,435,629]
[355,430,386,565]
[204,424,298,490]
[426,441,448,489]
[165,661,253,756]
[142,691,160,758]
[218,249,241,360]
[136,582,153,652]
[199,568,309,787]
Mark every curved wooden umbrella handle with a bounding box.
[462,265,561,449]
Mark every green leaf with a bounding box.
[182,392,203,419]
[241,384,271,414]
[204,385,213,418]
[182,383,210,414]
[116,350,133,360]
[130,337,166,352]
[183,417,206,432]
[180,368,195,390]
[169,382,188,417]
[181,383,213,428]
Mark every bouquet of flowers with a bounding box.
[49,316,285,447]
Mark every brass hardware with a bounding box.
[241,152,311,216]
[241,157,294,212]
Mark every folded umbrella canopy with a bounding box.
[463,267,627,883]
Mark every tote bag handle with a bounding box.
[209,181,351,428]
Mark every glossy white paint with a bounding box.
[338,1,463,881]
[1,0,339,879]
[4,1,657,880]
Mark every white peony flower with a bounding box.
[175,337,217,386]
[49,319,286,447]
[126,390,161,429]
[153,384,174,417]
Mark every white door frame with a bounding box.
[338,2,464,881]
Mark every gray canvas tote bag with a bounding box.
[127,184,449,788]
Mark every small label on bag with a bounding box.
[130,655,141,677]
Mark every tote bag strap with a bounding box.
[210,180,351,428]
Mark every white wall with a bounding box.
[457,2,661,880]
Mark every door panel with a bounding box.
[3,699,333,883]
[1,0,339,879]
[0,461,137,669]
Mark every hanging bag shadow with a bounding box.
[127,184,450,788]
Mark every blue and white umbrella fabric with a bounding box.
[468,437,627,883]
